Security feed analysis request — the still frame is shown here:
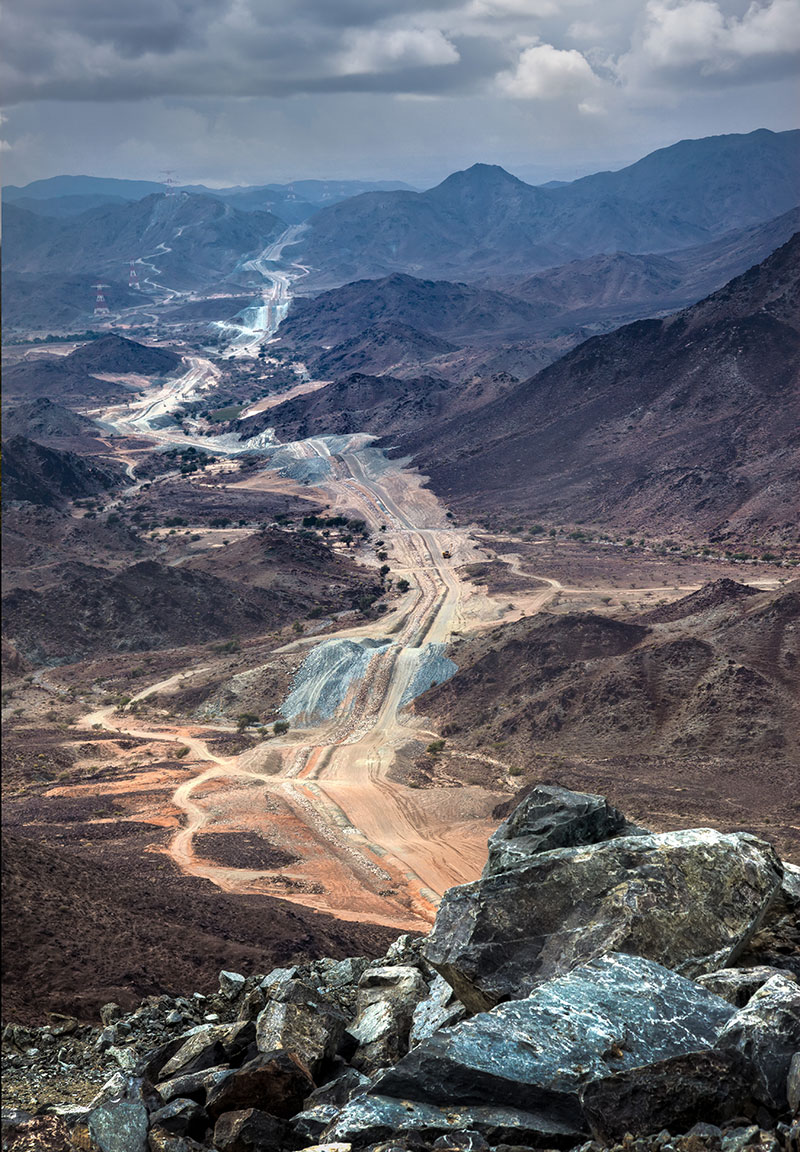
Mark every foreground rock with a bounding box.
[484,784,638,876]
[4,785,798,1152]
[424,827,783,1011]
[371,954,736,1133]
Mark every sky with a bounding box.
[1,0,798,189]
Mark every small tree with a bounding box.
[274,719,290,736]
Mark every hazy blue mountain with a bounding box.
[2,193,283,289]
[3,175,167,201]
[291,130,800,285]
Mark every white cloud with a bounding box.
[336,26,460,75]
[497,42,600,100]
[634,0,800,76]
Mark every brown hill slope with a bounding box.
[414,579,800,858]
[1,831,396,1023]
[420,580,799,761]
[2,436,129,508]
[410,234,800,544]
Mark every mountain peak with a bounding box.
[433,163,528,193]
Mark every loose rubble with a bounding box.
[3,785,799,1152]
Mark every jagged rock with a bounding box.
[373,955,735,1129]
[86,1075,149,1152]
[323,1094,581,1147]
[212,1107,287,1152]
[148,1098,205,1138]
[310,957,371,1014]
[155,1065,233,1105]
[720,1125,762,1152]
[349,965,428,1074]
[137,1036,191,1084]
[714,974,800,1111]
[148,1131,209,1152]
[484,785,636,877]
[303,1068,371,1112]
[256,978,346,1074]
[579,1049,750,1141]
[205,1050,314,1120]
[297,1145,352,1152]
[432,1134,489,1151]
[218,972,246,1000]
[293,1104,343,1142]
[787,1052,800,1114]
[409,973,467,1048]
[101,1004,123,1026]
[159,1022,255,1081]
[696,968,796,1008]
[424,829,783,1011]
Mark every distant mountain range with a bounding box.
[270,205,800,383]
[3,175,418,225]
[407,232,800,544]
[2,192,284,290]
[288,129,800,285]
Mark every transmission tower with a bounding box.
[128,261,141,290]
[161,169,179,196]
[92,283,111,317]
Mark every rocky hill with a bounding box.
[3,785,798,1151]
[2,436,129,509]
[291,129,800,285]
[3,334,181,404]
[2,192,283,290]
[2,398,104,450]
[2,544,383,665]
[410,233,800,544]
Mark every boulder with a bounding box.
[256,978,346,1074]
[787,1052,800,1114]
[159,1022,254,1081]
[373,955,735,1129]
[579,1049,750,1141]
[349,965,429,1074]
[696,967,796,1007]
[714,973,800,1112]
[424,828,783,1011]
[484,785,636,877]
[323,1094,580,1147]
[205,1049,314,1120]
[147,1098,205,1139]
[304,1067,372,1108]
[86,1075,150,1152]
[218,971,246,1000]
[213,1107,287,1152]
[155,1065,233,1105]
[147,1132,208,1152]
[409,974,467,1048]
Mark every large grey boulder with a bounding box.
[158,1022,254,1081]
[696,966,796,1008]
[205,1050,314,1120]
[372,954,735,1131]
[579,1049,750,1141]
[409,973,467,1048]
[323,1093,581,1148]
[256,977,346,1075]
[348,965,428,1074]
[714,973,800,1112]
[424,828,783,1011]
[85,1075,150,1152]
[484,785,636,877]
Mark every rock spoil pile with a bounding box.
[3,785,798,1152]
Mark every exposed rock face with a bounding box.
[483,784,636,877]
[5,787,799,1151]
[373,955,735,1126]
[424,827,783,1011]
[579,1050,750,1142]
[255,978,346,1075]
[348,965,428,1074]
[714,974,800,1111]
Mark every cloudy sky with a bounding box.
[2,0,798,188]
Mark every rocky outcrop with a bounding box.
[3,785,798,1152]
[424,827,783,1011]
[483,784,638,876]
[373,955,736,1128]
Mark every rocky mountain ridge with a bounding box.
[3,785,798,1152]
